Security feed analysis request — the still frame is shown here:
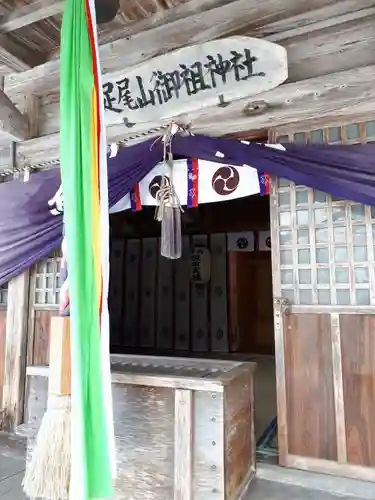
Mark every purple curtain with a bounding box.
[0,134,374,285]
[173,135,375,206]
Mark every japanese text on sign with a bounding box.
[103,48,265,113]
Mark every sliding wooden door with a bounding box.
[269,120,375,481]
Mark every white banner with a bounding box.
[258,230,271,251]
[227,232,255,252]
[110,159,261,213]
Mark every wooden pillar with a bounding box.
[2,271,30,429]
[1,95,40,430]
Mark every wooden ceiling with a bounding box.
[0,0,190,74]
[1,0,374,75]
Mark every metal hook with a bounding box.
[123,116,136,128]
[217,94,230,108]
[242,100,268,116]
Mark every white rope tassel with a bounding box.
[155,125,183,259]
[23,395,71,500]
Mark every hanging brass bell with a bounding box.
[95,0,119,23]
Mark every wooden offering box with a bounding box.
[23,355,256,500]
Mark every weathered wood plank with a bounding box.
[224,367,255,498]
[32,310,56,366]
[330,312,347,464]
[0,89,29,141]
[174,389,193,500]
[139,238,158,348]
[100,0,236,45]
[123,239,141,348]
[102,37,287,126]
[35,10,375,136]
[209,234,229,353]
[174,236,190,351]
[48,317,71,396]
[284,313,337,461]
[157,255,174,350]
[191,235,209,352]
[0,39,31,73]
[4,0,367,96]
[109,238,126,347]
[249,0,375,40]
[340,314,375,468]
[2,272,30,430]
[0,0,64,33]
[278,16,375,84]
[23,94,40,138]
[49,0,239,62]
[12,65,375,169]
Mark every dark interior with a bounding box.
[108,193,274,359]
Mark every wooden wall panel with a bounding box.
[340,314,375,467]
[174,236,190,351]
[109,238,126,348]
[32,310,58,366]
[284,313,337,461]
[156,254,174,350]
[109,231,274,355]
[139,238,158,348]
[191,235,209,352]
[224,368,254,499]
[228,253,274,355]
[227,253,240,353]
[209,234,228,353]
[123,239,140,348]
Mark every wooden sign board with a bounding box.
[102,36,288,126]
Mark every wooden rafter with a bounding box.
[4,0,375,95]
[0,0,64,33]
[48,0,236,61]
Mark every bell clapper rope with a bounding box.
[155,123,184,260]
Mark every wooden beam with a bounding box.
[6,0,369,96]
[251,0,375,40]
[0,88,29,141]
[0,0,64,33]
[49,0,238,60]
[99,0,237,45]
[49,0,375,66]
[0,36,31,72]
[99,0,242,45]
[13,65,375,167]
[36,10,375,137]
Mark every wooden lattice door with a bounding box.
[269,120,375,481]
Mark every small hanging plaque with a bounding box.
[190,246,211,284]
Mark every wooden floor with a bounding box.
[247,478,365,500]
[2,470,363,500]
[0,435,25,500]
[0,469,24,500]
[0,433,368,500]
